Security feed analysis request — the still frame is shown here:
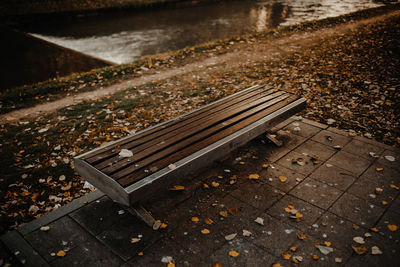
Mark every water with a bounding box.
[24,0,387,65]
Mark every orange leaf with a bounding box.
[56,250,66,257]
[249,174,260,180]
[388,224,398,231]
[201,228,210,234]
[229,250,239,257]
[281,252,291,260]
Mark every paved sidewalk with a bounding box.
[1,117,399,266]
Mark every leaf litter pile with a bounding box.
[1,7,400,237]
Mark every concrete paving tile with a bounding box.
[376,210,400,245]
[229,181,283,211]
[50,236,123,267]
[342,139,385,160]
[309,163,356,191]
[354,135,396,151]
[122,238,204,267]
[326,151,373,177]
[24,216,91,262]
[69,196,125,236]
[345,232,400,266]
[347,175,399,207]
[260,163,306,192]
[389,195,400,215]
[360,162,400,185]
[311,129,352,148]
[208,238,278,266]
[96,215,161,261]
[375,149,400,172]
[284,234,352,266]
[267,195,324,231]
[329,193,385,228]
[301,118,329,129]
[290,178,343,210]
[282,121,321,138]
[294,139,337,161]
[276,151,322,176]
[306,212,369,251]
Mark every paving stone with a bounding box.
[260,163,306,192]
[342,139,385,159]
[389,195,400,215]
[376,210,400,244]
[283,234,352,267]
[301,118,329,129]
[96,215,161,261]
[282,121,321,138]
[326,151,373,177]
[50,236,123,267]
[306,212,369,251]
[360,162,400,185]
[309,163,356,191]
[347,175,399,207]
[267,195,324,231]
[208,238,278,266]
[329,193,385,228]
[229,181,283,211]
[276,151,322,176]
[345,232,400,266]
[294,139,337,162]
[70,196,125,236]
[311,129,352,148]
[290,178,342,210]
[24,216,91,262]
[121,238,204,266]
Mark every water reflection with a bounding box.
[24,0,385,64]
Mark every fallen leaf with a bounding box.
[353,237,365,244]
[131,238,140,243]
[292,255,303,263]
[249,174,260,180]
[279,176,287,182]
[371,246,383,255]
[243,230,252,236]
[390,184,399,190]
[228,251,239,257]
[272,263,283,267]
[384,155,395,162]
[213,262,223,267]
[219,211,228,217]
[254,217,264,225]
[170,185,184,191]
[290,246,297,252]
[381,200,388,205]
[281,252,291,260]
[205,218,214,225]
[364,232,372,237]
[211,182,220,188]
[318,245,333,255]
[376,167,384,172]
[138,252,143,256]
[119,149,133,158]
[168,164,177,170]
[370,227,379,232]
[56,250,66,257]
[40,226,50,232]
[201,228,210,234]
[61,182,72,191]
[312,254,319,260]
[375,188,383,195]
[324,241,331,247]
[352,246,368,255]
[225,233,237,241]
[335,258,342,263]
[387,224,398,231]
[118,210,125,215]
[167,263,175,267]
[160,223,168,229]
[295,212,303,219]
[262,164,268,168]
[297,234,307,240]
[153,220,162,230]
[203,183,209,189]
[191,217,199,222]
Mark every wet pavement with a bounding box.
[1,117,399,266]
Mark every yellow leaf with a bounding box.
[239,161,245,165]
[279,176,287,183]
[370,227,379,232]
[191,217,199,222]
[219,211,228,217]
[281,252,291,260]
[388,224,398,231]
[289,246,297,252]
[56,250,66,257]
[352,246,368,255]
[262,164,268,168]
[229,250,239,257]
[295,212,303,219]
[211,182,220,188]
[376,167,384,172]
[381,201,388,205]
[390,184,400,190]
[203,183,209,189]
[167,263,175,267]
[138,252,143,256]
[324,241,332,247]
[170,185,185,191]
[160,223,168,229]
[201,228,210,234]
[205,218,214,225]
[249,174,260,180]
[297,234,307,240]
[312,254,319,260]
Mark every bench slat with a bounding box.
[117,94,296,187]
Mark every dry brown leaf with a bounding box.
[312,254,319,260]
[131,237,140,243]
[281,252,291,260]
[279,176,287,182]
[352,246,368,255]
[249,174,260,180]
[390,184,400,190]
[229,251,239,257]
[289,246,297,252]
[297,234,307,240]
[219,211,228,217]
[201,228,210,234]
[375,188,383,195]
[205,218,214,225]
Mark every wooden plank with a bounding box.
[82,84,269,161]
[116,94,297,186]
[101,92,288,176]
[95,90,285,172]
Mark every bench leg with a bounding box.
[127,205,160,229]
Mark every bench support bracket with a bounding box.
[127,205,156,228]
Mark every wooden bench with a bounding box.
[74,85,306,225]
